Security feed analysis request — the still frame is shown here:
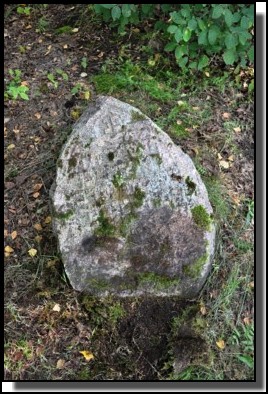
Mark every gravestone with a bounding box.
[51,96,215,297]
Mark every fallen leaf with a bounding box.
[83,90,91,100]
[25,25,32,29]
[177,100,185,106]
[44,216,52,224]
[216,339,225,350]
[7,144,15,150]
[80,72,87,78]
[63,44,68,49]
[34,223,42,231]
[34,112,42,119]
[217,153,223,160]
[219,160,229,169]
[21,81,28,86]
[222,112,231,120]
[200,305,207,315]
[72,28,79,33]
[4,229,8,238]
[133,28,140,33]
[56,359,65,369]
[13,127,20,134]
[33,192,40,198]
[233,127,241,133]
[192,147,199,156]
[176,120,182,125]
[33,183,43,192]
[243,317,251,325]
[249,281,254,288]
[52,303,61,312]
[35,235,43,243]
[11,231,17,240]
[5,246,14,253]
[28,248,37,257]
[228,155,234,161]
[79,350,94,362]
[192,106,200,111]
[205,71,210,77]
[5,182,15,190]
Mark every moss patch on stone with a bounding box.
[182,253,208,278]
[185,176,196,195]
[95,210,116,236]
[68,156,77,169]
[131,110,146,122]
[133,187,145,208]
[191,205,211,231]
[119,211,137,237]
[54,209,74,221]
[138,272,180,291]
[150,153,162,165]
[112,171,124,188]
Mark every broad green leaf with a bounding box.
[208,25,220,45]
[122,4,131,18]
[177,56,188,68]
[232,12,241,23]
[101,4,116,9]
[164,42,177,52]
[175,45,187,60]
[198,31,207,45]
[223,49,235,65]
[188,18,197,31]
[248,46,254,62]
[197,18,206,31]
[170,11,181,24]
[111,5,121,21]
[224,9,233,27]
[183,28,191,42]
[241,16,249,29]
[174,28,182,43]
[19,92,29,100]
[167,25,179,34]
[141,4,153,15]
[212,5,223,19]
[239,31,252,46]
[189,61,197,69]
[237,355,254,368]
[198,55,209,70]
[225,33,237,49]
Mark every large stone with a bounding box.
[51,96,215,298]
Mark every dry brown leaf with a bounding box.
[222,112,231,119]
[28,248,37,257]
[249,281,254,288]
[34,112,42,120]
[219,160,229,169]
[35,235,43,243]
[44,216,52,224]
[25,25,32,29]
[11,231,17,240]
[243,317,251,325]
[21,81,28,86]
[79,350,94,362]
[5,246,14,253]
[56,359,65,369]
[33,192,40,199]
[217,153,223,160]
[63,44,68,49]
[216,339,225,350]
[200,305,207,315]
[13,127,20,134]
[192,147,199,156]
[52,304,61,312]
[34,223,42,231]
[4,229,8,238]
[33,183,43,192]
[228,155,234,162]
[233,127,241,133]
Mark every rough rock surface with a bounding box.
[51,96,215,297]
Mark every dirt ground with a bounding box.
[4,4,254,381]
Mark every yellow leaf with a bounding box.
[219,160,229,169]
[79,350,94,362]
[44,216,52,224]
[52,303,61,312]
[35,235,43,243]
[217,153,222,160]
[5,246,14,253]
[233,127,241,133]
[205,71,210,77]
[228,155,234,162]
[216,339,225,350]
[222,112,231,119]
[200,305,207,315]
[63,44,68,49]
[56,359,65,369]
[11,231,17,240]
[72,28,79,33]
[28,248,37,257]
[33,183,43,192]
[83,90,91,100]
[34,112,42,119]
[33,192,40,198]
[249,281,254,288]
[7,144,15,150]
[34,223,42,231]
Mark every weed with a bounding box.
[55,25,73,35]
[81,57,88,70]
[47,73,58,89]
[36,17,50,33]
[5,69,29,100]
[230,323,254,369]
[17,6,31,16]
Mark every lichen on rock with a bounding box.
[50,96,215,298]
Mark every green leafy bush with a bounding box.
[93,4,254,70]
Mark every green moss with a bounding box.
[191,205,211,231]
[87,278,111,291]
[170,123,189,139]
[153,198,161,207]
[129,143,144,179]
[131,110,146,122]
[119,212,137,237]
[150,153,162,165]
[107,152,114,161]
[185,176,196,195]
[133,187,145,208]
[54,209,74,221]
[138,272,180,291]
[183,253,208,278]
[112,171,124,188]
[96,197,105,207]
[95,210,116,236]
[68,156,77,169]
